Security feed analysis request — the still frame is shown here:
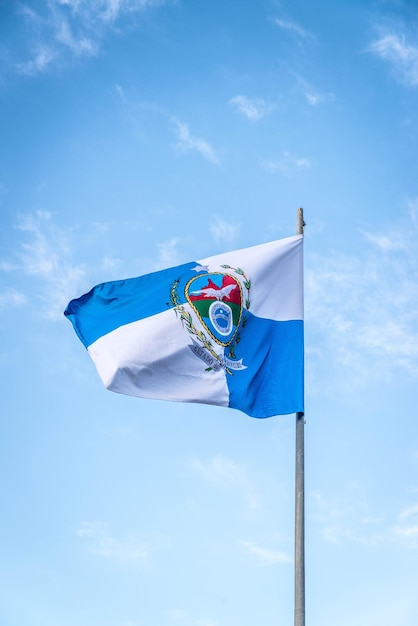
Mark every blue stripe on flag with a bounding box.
[64,261,196,347]
[226,316,304,418]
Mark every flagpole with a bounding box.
[295,207,305,626]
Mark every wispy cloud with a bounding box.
[10,0,170,76]
[241,541,291,565]
[1,210,86,319]
[263,152,312,175]
[15,45,56,76]
[361,229,410,252]
[313,488,418,550]
[312,488,386,546]
[367,31,418,87]
[391,504,418,547]
[306,205,418,390]
[209,216,240,248]
[155,238,182,269]
[173,120,220,165]
[272,17,311,41]
[54,15,97,56]
[190,455,260,510]
[76,520,168,563]
[229,95,273,120]
[294,75,334,106]
[0,288,27,312]
[114,83,171,148]
[1,211,192,320]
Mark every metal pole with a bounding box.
[295,208,305,626]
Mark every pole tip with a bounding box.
[296,208,305,235]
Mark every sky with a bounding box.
[1,0,418,625]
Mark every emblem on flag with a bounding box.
[64,234,304,418]
[169,264,251,374]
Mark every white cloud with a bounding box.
[17,210,62,276]
[313,489,418,550]
[15,45,56,76]
[131,236,184,274]
[306,209,418,390]
[305,91,320,106]
[173,121,220,165]
[311,488,386,546]
[54,17,97,56]
[1,210,86,319]
[0,288,27,312]
[76,520,168,562]
[263,152,312,174]
[294,75,334,106]
[229,95,272,120]
[209,216,240,248]
[391,504,418,547]
[361,230,408,252]
[241,541,291,565]
[272,17,310,40]
[191,455,241,482]
[0,260,19,272]
[91,220,112,234]
[367,32,418,87]
[115,82,129,104]
[100,0,125,22]
[101,255,123,273]
[156,238,182,269]
[10,0,170,76]
[1,211,190,320]
[190,455,260,510]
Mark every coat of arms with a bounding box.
[170,263,251,374]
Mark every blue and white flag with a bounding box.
[64,235,304,418]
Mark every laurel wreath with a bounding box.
[169,266,251,375]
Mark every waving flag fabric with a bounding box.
[64,235,304,418]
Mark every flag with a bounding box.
[64,234,304,418]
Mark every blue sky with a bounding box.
[1,1,418,625]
